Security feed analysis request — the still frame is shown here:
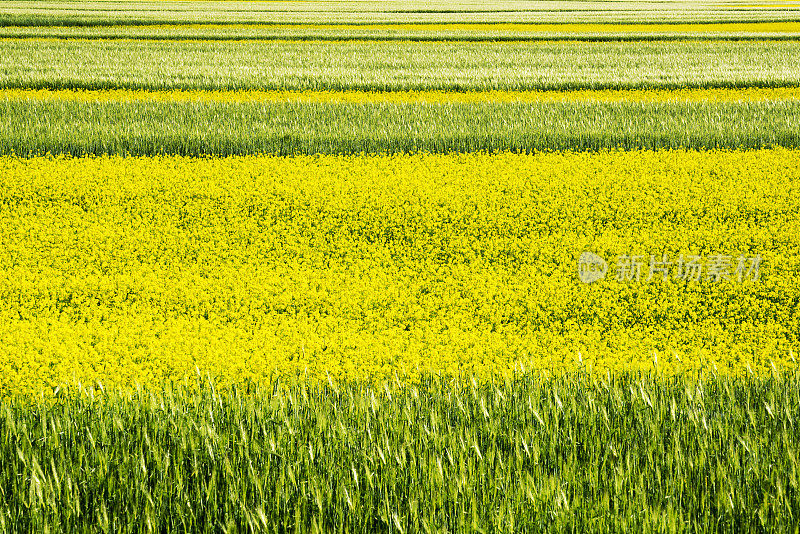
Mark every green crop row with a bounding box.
[4,25,800,42]
[2,0,800,27]
[3,39,800,92]
[2,99,799,156]
[4,12,800,28]
[2,373,799,532]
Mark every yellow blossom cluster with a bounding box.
[4,87,800,106]
[144,22,800,33]
[0,149,798,395]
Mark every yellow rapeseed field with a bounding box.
[4,87,800,105]
[143,22,800,33]
[1,149,798,396]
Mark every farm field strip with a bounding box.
[6,87,800,104]
[6,21,800,40]
[5,2,800,25]
[80,22,800,32]
[5,13,800,24]
[4,98,800,155]
[59,22,800,32]
[2,374,799,532]
[7,31,800,43]
[1,150,798,395]
[4,39,800,92]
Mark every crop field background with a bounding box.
[1,0,800,532]
[4,39,800,92]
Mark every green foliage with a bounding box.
[4,26,800,42]
[3,39,800,92]
[1,373,799,532]
[2,0,800,27]
[2,99,799,156]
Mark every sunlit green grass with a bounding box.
[4,24,800,42]
[2,99,799,155]
[3,0,800,26]
[2,39,800,92]
[2,372,799,533]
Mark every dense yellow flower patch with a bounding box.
[1,150,798,395]
[4,87,800,105]
[732,4,800,8]
[148,22,800,33]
